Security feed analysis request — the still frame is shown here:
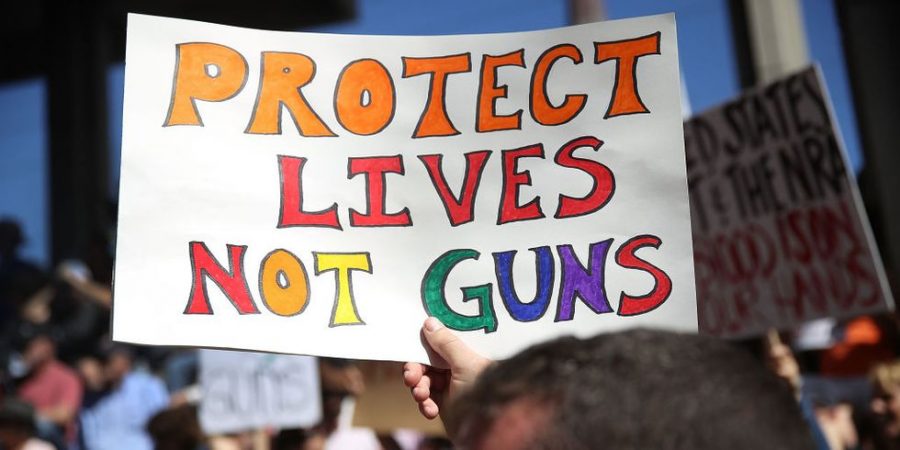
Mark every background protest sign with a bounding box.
[686,67,893,338]
[198,350,321,434]
[112,13,696,363]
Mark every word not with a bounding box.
[279,136,614,228]
[183,242,372,327]
[422,236,672,333]
[163,33,662,136]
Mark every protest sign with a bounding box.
[686,67,893,338]
[198,350,321,434]
[112,13,696,363]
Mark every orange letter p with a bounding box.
[164,43,248,127]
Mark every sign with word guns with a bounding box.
[112,13,696,362]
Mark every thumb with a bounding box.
[422,317,476,370]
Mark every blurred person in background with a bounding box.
[315,357,365,443]
[865,360,900,450]
[0,220,45,335]
[271,428,322,450]
[78,344,168,450]
[10,260,108,365]
[802,370,872,450]
[10,331,81,449]
[814,400,860,450]
[763,329,833,449]
[146,404,207,450]
[3,226,115,370]
[0,398,54,450]
[164,350,199,398]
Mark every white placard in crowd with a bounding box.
[113,13,696,363]
[198,350,321,434]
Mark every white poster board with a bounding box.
[112,13,696,363]
[686,67,893,338]
[199,350,321,434]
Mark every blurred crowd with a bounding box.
[1,214,900,450]
[0,219,455,450]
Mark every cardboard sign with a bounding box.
[112,13,696,363]
[686,67,893,338]
[198,350,321,434]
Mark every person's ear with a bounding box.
[872,398,887,414]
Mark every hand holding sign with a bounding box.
[403,318,492,421]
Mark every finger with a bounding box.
[412,374,432,402]
[403,362,425,388]
[418,398,440,420]
[765,328,782,348]
[422,317,477,370]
